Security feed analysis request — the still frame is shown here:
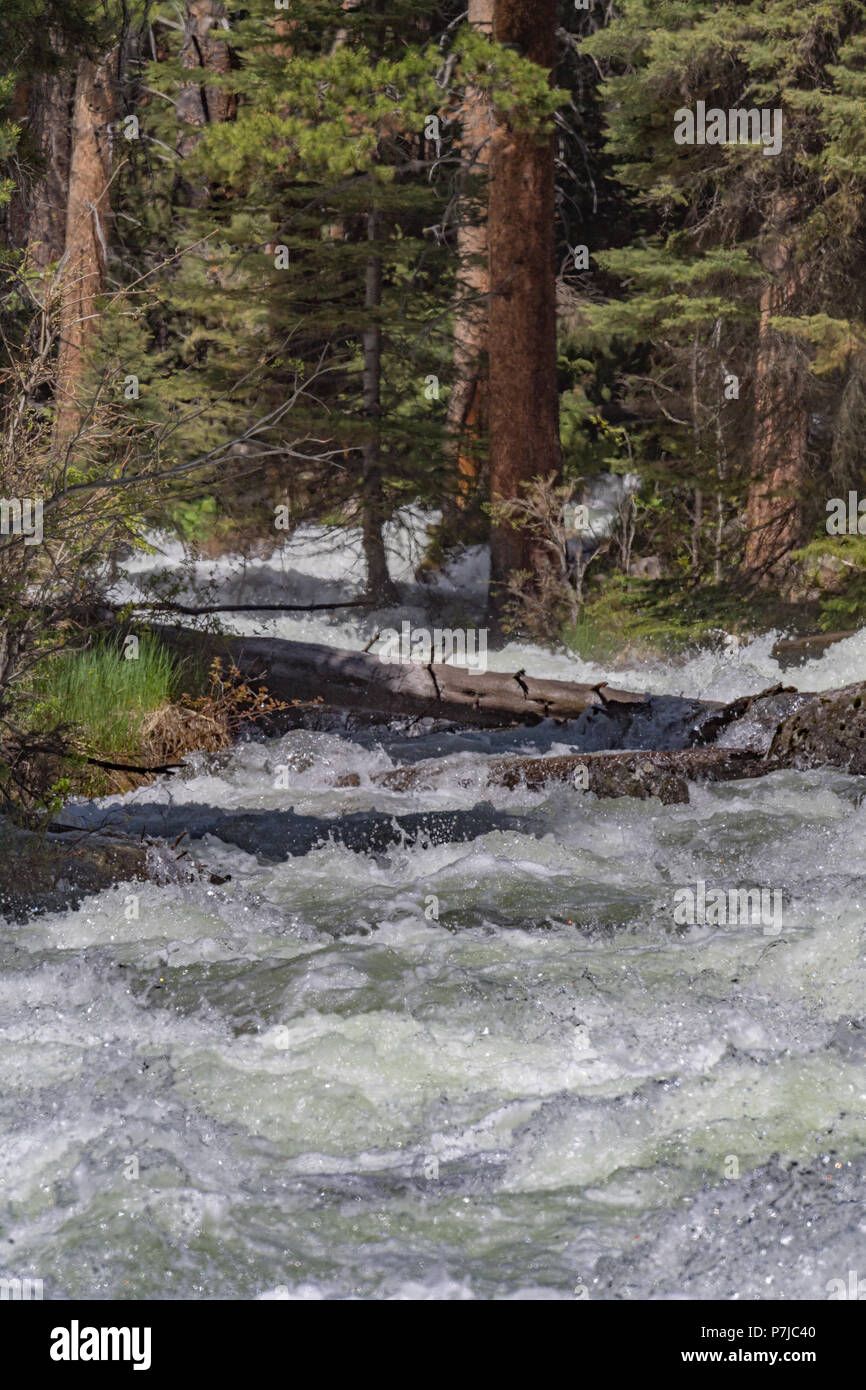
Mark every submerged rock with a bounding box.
[52,800,531,863]
[376,746,776,805]
[0,822,149,922]
[768,681,866,772]
[14,679,866,917]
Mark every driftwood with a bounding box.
[358,747,775,806]
[156,623,866,731]
[772,630,854,664]
[157,627,675,726]
[145,622,866,729]
[157,630,846,731]
[159,622,805,748]
[359,681,866,803]
[226,638,651,723]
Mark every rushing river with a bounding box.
[3,525,866,1300]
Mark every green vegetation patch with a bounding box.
[31,637,184,760]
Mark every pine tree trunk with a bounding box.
[6,66,75,268]
[743,204,808,582]
[690,487,703,575]
[362,211,398,603]
[176,0,235,204]
[54,53,116,444]
[178,0,234,129]
[443,0,495,529]
[487,0,561,623]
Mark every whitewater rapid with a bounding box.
[112,510,866,701]
[3,520,866,1299]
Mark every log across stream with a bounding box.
[38,628,866,880]
[10,617,864,912]
[153,626,866,806]
[160,625,651,725]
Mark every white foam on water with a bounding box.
[4,725,866,1296]
[4,513,866,1297]
[112,511,866,700]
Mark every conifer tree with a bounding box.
[101,0,562,598]
[582,0,866,585]
[54,48,117,440]
[443,0,494,530]
[487,0,562,619]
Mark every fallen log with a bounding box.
[365,680,866,803]
[772,630,855,665]
[151,625,866,774]
[364,747,775,805]
[156,627,657,727]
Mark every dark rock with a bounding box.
[0,822,149,922]
[768,681,866,772]
[51,801,531,864]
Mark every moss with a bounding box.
[562,575,826,664]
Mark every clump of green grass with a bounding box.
[32,638,183,759]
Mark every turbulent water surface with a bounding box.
[3,525,866,1300]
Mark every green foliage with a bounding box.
[563,570,822,660]
[768,314,864,374]
[18,0,866,640]
[92,0,574,546]
[31,638,182,759]
[561,0,866,584]
[791,531,866,628]
[168,495,220,545]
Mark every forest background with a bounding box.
[3,0,866,808]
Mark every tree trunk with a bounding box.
[743,202,808,581]
[54,53,116,444]
[176,0,235,204]
[361,210,399,602]
[156,627,652,726]
[178,0,234,131]
[443,0,495,527]
[6,67,75,268]
[487,0,561,624]
[689,331,702,576]
[690,486,703,575]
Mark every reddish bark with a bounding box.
[445,0,495,513]
[54,53,116,442]
[6,68,75,268]
[743,203,809,581]
[487,0,561,618]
